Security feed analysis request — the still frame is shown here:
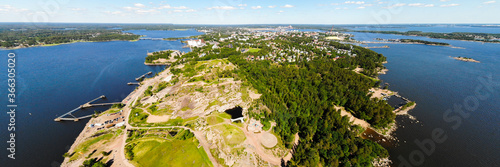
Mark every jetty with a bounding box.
[135,71,153,81]
[54,95,122,122]
[127,82,141,85]
[365,45,390,49]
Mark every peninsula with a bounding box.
[62,27,415,167]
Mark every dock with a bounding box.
[135,71,153,81]
[54,95,122,122]
[127,82,141,85]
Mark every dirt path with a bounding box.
[335,106,370,129]
[239,124,282,166]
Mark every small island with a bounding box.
[452,56,480,63]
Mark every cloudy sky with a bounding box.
[1,0,499,24]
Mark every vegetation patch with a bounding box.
[126,130,213,167]
[212,124,246,146]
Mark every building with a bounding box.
[187,39,206,47]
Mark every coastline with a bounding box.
[0,39,140,50]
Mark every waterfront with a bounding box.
[348,26,500,166]
[0,30,202,166]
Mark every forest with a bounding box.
[173,37,394,166]
[145,50,173,63]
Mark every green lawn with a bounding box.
[207,116,224,126]
[247,48,261,53]
[130,137,213,167]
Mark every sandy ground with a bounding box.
[146,115,170,123]
[260,132,278,148]
[335,106,370,129]
[369,88,394,99]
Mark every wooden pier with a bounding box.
[135,71,153,81]
[54,95,122,122]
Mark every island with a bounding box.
[452,56,480,63]
[356,30,500,43]
[61,26,416,167]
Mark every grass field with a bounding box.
[207,115,225,126]
[247,48,261,53]
[130,137,213,167]
[212,124,246,146]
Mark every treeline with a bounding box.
[400,39,450,45]
[0,29,140,48]
[228,54,393,166]
[356,30,500,43]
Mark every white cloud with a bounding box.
[383,3,406,9]
[357,6,366,9]
[208,6,237,10]
[71,8,87,11]
[331,3,340,6]
[104,11,123,15]
[345,1,365,5]
[483,1,496,4]
[277,10,284,14]
[123,6,138,11]
[135,9,158,14]
[268,5,277,8]
[185,9,196,12]
[251,6,262,9]
[173,10,183,13]
[440,0,451,2]
[282,4,295,8]
[156,5,171,9]
[238,4,247,7]
[134,3,145,8]
[440,4,460,7]
[173,6,188,9]
[0,5,28,13]
[408,3,434,7]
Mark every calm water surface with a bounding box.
[350,30,500,166]
[0,30,202,166]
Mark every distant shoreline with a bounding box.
[0,39,140,50]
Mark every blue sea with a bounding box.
[1,25,499,166]
[0,30,203,166]
[348,26,500,166]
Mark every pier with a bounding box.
[127,82,141,85]
[135,71,153,81]
[54,95,122,122]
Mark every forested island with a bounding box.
[0,29,140,49]
[374,38,450,45]
[357,30,500,43]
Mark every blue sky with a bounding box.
[1,0,499,24]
